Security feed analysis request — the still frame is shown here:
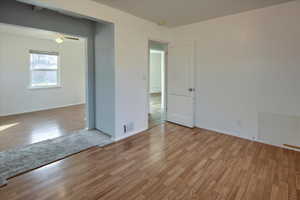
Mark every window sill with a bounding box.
[28,85,62,90]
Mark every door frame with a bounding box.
[82,37,91,130]
[147,39,169,129]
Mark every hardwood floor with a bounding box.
[149,93,165,128]
[0,122,299,200]
[0,105,86,151]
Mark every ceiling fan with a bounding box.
[55,34,80,44]
[64,36,80,41]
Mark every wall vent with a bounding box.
[123,122,134,134]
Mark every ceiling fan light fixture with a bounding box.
[157,20,167,26]
[55,36,64,44]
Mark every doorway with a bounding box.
[148,40,168,128]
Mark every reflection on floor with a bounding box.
[0,105,86,151]
[1,123,299,199]
[0,129,111,187]
[149,93,165,128]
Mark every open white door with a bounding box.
[167,42,195,128]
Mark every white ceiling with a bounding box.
[93,0,294,27]
[0,23,84,42]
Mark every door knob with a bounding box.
[188,88,195,92]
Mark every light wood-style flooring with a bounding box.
[0,105,86,151]
[0,122,299,200]
[149,93,165,128]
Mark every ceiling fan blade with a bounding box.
[64,36,80,40]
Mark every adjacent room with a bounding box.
[148,40,167,128]
[0,23,87,151]
[0,0,115,187]
[0,24,86,150]
[0,0,300,199]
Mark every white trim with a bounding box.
[254,138,300,152]
[83,37,91,129]
[109,123,300,152]
[29,50,59,56]
[28,85,62,90]
[0,103,85,117]
[195,126,300,152]
[113,128,146,142]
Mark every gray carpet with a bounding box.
[0,129,112,186]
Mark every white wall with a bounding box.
[21,0,300,146]
[0,32,86,116]
[172,1,300,147]
[20,0,172,140]
[149,52,162,93]
[94,23,115,136]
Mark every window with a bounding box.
[29,50,60,88]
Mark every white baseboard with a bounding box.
[254,138,300,152]
[113,128,147,142]
[195,126,300,152]
[196,126,253,141]
[109,123,300,153]
[88,121,300,153]
[0,102,85,117]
